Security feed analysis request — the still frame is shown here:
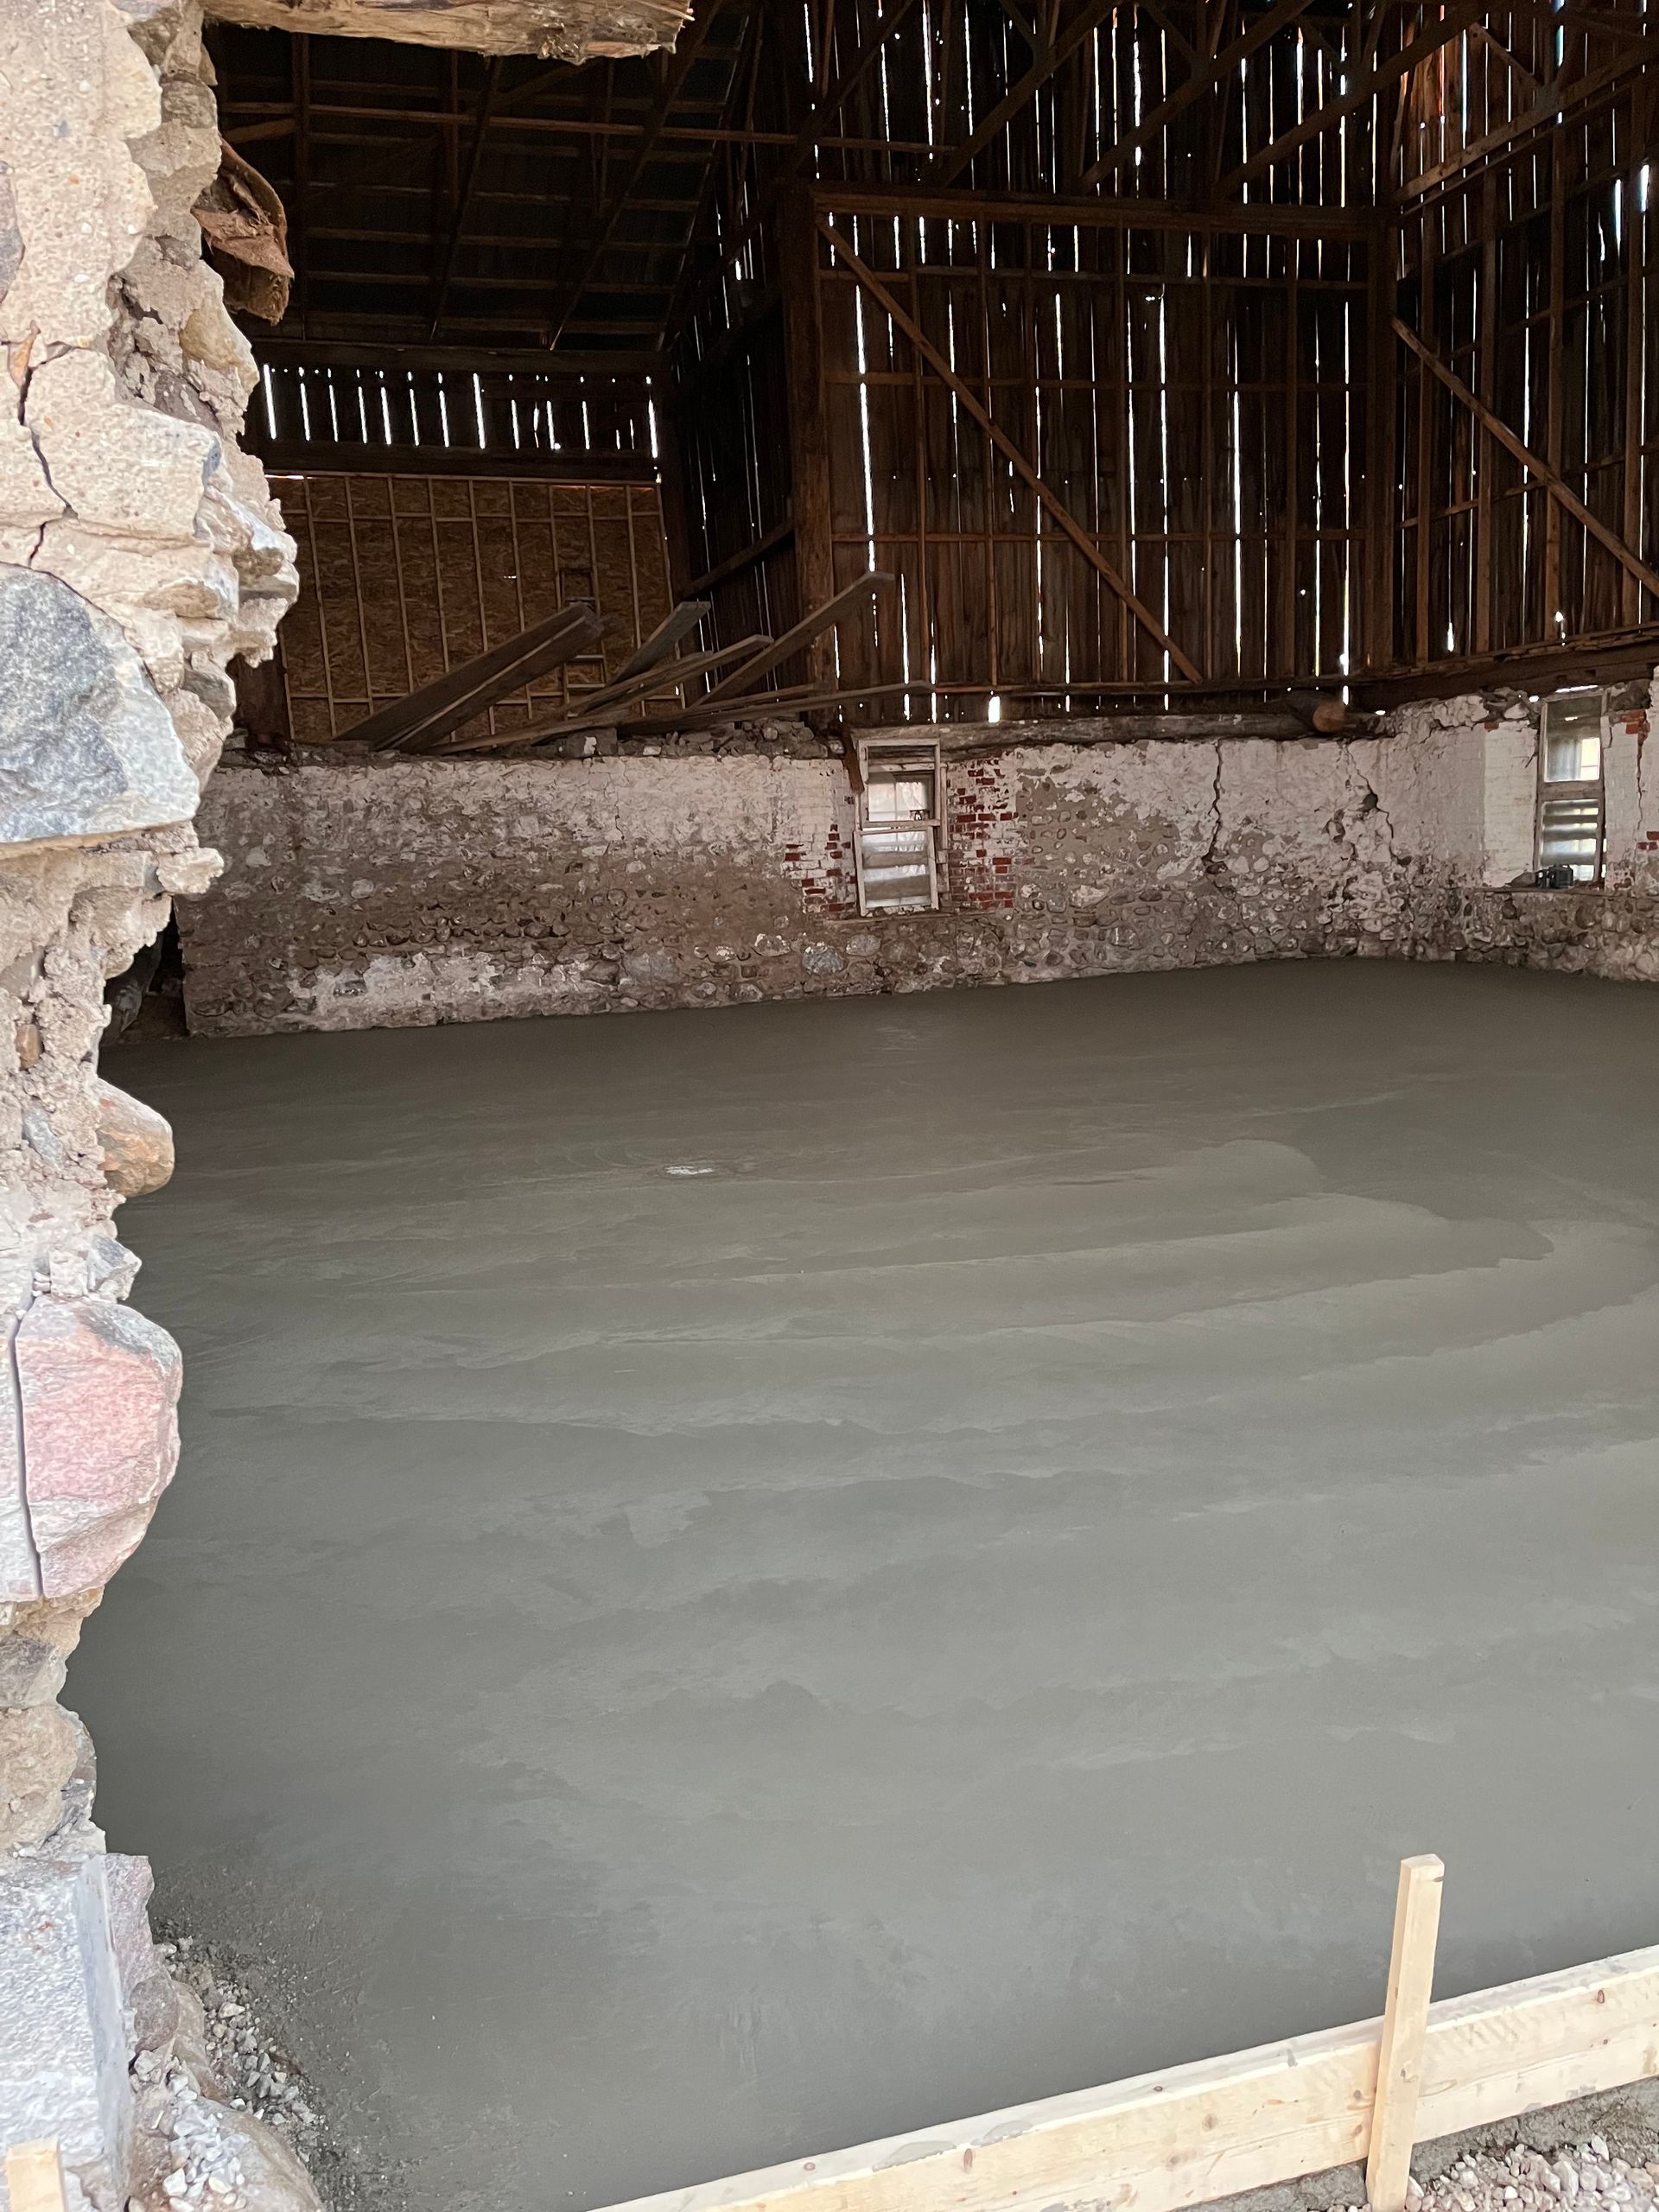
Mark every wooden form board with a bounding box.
[588,1941,1659,2212]
[271,472,672,745]
[3,2141,67,2212]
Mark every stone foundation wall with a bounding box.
[179,688,1659,1035]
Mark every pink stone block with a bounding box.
[14,1296,182,1598]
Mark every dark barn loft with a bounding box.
[220,0,1659,730]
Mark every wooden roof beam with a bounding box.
[546,0,728,348]
[1078,0,1315,188]
[256,338,662,372]
[814,181,1372,236]
[1219,0,1486,194]
[427,57,500,340]
[933,0,1122,187]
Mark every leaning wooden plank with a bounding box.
[383,604,605,753]
[442,638,773,753]
[617,681,912,739]
[585,1943,1659,2212]
[336,603,603,753]
[1367,1857,1444,2212]
[703,576,894,703]
[534,636,774,731]
[603,600,713,690]
[5,2141,68,2212]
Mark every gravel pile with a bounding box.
[138,2068,250,2209]
[160,1936,327,2184]
[1330,2139,1659,2212]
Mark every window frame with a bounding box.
[1533,690,1607,887]
[853,738,944,917]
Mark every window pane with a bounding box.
[860,826,933,911]
[1543,728,1601,782]
[866,773,936,822]
[1541,694,1603,782]
[1538,794,1602,881]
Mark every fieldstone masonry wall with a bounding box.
[0,0,304,2202]
[181,684,1659,1037]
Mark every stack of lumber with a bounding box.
[330,575,899,756]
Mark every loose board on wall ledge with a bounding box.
[270,473,674,748]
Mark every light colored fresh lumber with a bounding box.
[1367,1856,1445,2212]
[586,1942,1659,2212]
[5,2140,67,2212]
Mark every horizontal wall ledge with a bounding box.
[254,443,658,484]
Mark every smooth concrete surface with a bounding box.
[77,963,1659,2212]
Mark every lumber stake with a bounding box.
[5,2141,68,2212]
[1367,1855,1446,2212]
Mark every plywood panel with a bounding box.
[276,474,672,742]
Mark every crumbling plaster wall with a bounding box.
[177,699,1637,1036]
[0,0,301,2200]
[181,684,1659,1036]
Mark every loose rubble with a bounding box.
[1340,2139,1659,2212]
[134,1935,333,2212]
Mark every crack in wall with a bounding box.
[3,1306,43,1600]
[1202,738,1224,870]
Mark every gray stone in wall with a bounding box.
[0,569,199,856]
[0,1855,132,2211]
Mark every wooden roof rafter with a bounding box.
[546,0,730,347]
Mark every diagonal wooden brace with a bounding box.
[1393,315,1659,607]
[816,219,1207,684]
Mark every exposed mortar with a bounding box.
[177,687,1659,1038]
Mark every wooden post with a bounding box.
[1367,1855,1446,2212]
[779,188,837,687]
[5,2140,68,2212]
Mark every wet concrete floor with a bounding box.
[78,962,1659,2212]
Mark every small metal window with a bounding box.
[854,739,943,914]
[1535,690,1605,886]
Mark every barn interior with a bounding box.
[3,3,1659,2212]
